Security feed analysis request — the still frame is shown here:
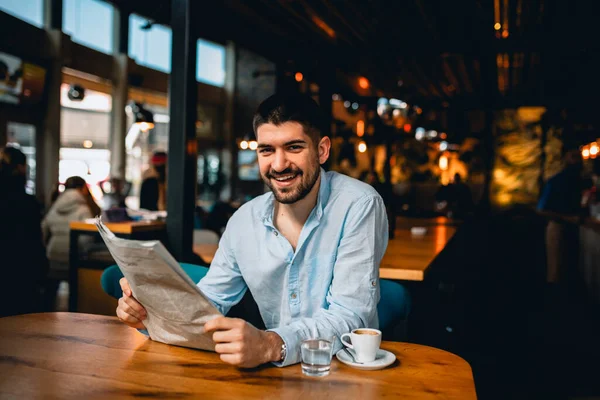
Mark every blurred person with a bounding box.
[448,173,473,218]
[0,146,48,316]
[41,176,100,310]
[116,93,409,368]
[537,148,584,283]
[435,174,473,219]
[581,158,600,219]
[140,151,167,211]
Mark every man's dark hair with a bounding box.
[252,93,327,145]
[0,146,27,191]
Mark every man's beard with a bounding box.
[263,161,320,204]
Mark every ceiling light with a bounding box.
[127,102,155,130]
[358,77,370,89]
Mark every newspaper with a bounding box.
[95,217,222,351]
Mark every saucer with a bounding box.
[335,348,396,370]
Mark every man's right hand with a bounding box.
[116,278,147,329]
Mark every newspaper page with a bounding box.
[95,217,221,351]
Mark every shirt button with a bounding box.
[274,231,278,236]
[371,280,377,287]
[291,293,297,299]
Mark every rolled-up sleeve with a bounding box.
[269,195,388,366]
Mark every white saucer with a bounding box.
[335,348,396,371]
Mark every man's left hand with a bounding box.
[204,317,283,368]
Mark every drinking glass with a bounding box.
[301,338,333,377]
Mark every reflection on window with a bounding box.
[63,0,114,54]
[129,14,172,73]
[197,39,225,87]
[6,122,36,194]
[0,0,43,28]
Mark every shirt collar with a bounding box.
[261,167,330,227]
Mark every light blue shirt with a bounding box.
[198,169,388,366]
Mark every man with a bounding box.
[117,94,390,367]
[537,148,584,283]
[140,150,167,211]
[0,146,48,316]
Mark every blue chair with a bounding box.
[100,263,209,299]
[101,264,410,334]
[379,279,411,331]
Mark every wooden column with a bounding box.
[166,0,198,261]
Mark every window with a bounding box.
[60,82,112,201]
[63,0,114,54]
[0,0,43,27]
[197,39,225,87]
[129,14,172,73]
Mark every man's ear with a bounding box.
[317,136,331,165]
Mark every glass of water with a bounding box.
[301,338,333,377]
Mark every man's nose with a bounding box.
[271,149,290,172]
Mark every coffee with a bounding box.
[354,329,378,335]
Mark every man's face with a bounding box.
[256,122,329,204]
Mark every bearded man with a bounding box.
[116,93,396,367]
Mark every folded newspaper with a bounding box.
[95,217,222,351]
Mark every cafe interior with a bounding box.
[1,0,599,398]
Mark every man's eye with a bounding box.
[259,148,273,154]
[288,146,302,150]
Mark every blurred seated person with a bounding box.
[0,146,48,316]
[449,173,473,218]
[99,176,131,209]
[140,151,167,211]
[435,173,473,218]
[537,148,584,283]
[41,176,101,310]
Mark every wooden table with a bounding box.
[381,223,457,281]
[69,219,167,235]
[0,313,477,399]
[195,217,457,282]
[69,219,166,312]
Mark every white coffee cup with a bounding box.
[340,328,382,363]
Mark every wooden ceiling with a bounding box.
[107,0,599,111]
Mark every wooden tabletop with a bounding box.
[70,219,166,234]
[0,313,476,399]
[380,223,457,281]
[195,217,457,281]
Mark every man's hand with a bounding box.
[116,278,147,329]
[204,317,283,368]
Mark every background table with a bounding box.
[0,313,476,399]
[68,220,166,312]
